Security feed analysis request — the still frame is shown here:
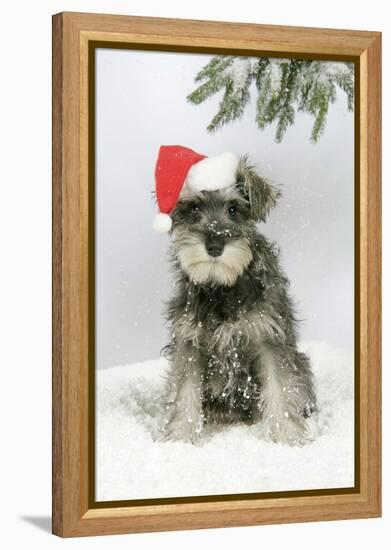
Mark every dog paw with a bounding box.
[160,417,203,445]
[264,415,309,446]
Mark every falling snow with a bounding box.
[96,341,354,501]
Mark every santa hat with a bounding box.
[153,145,239,233]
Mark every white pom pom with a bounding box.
[153,213,172,233]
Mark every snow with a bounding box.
[229,58,254,92]
[218,57,353,107]
[96,341,354,501]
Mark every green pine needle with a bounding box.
[187,56,354,143]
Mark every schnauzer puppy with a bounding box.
[161,156,316,445]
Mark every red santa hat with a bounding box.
[153,145,239,233]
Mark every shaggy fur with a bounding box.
[160,156,316,445]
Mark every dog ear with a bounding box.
[236,156,281,222]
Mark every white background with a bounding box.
[0,0,388,548]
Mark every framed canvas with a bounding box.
[52,11,381,537]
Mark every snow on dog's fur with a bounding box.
[160,156,317,445]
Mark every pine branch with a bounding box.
[187,56,354,143]
[187,57,235,104]
[206,66,253,132]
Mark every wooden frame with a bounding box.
[52,11,381,537]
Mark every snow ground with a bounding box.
[96,341,354,501]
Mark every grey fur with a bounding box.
[160,155,316,445]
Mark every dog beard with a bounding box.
[173,231,253,287]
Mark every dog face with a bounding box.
[171,156,280,287]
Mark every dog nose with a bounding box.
[206,239,224,257]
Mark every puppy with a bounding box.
[157,152,316,445]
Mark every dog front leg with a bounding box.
[255,348,310,446]
[163,343,203,444]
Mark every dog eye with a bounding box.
[228,205,238,217]
[191,204,200,213]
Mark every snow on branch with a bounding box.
[187,57,354,143]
